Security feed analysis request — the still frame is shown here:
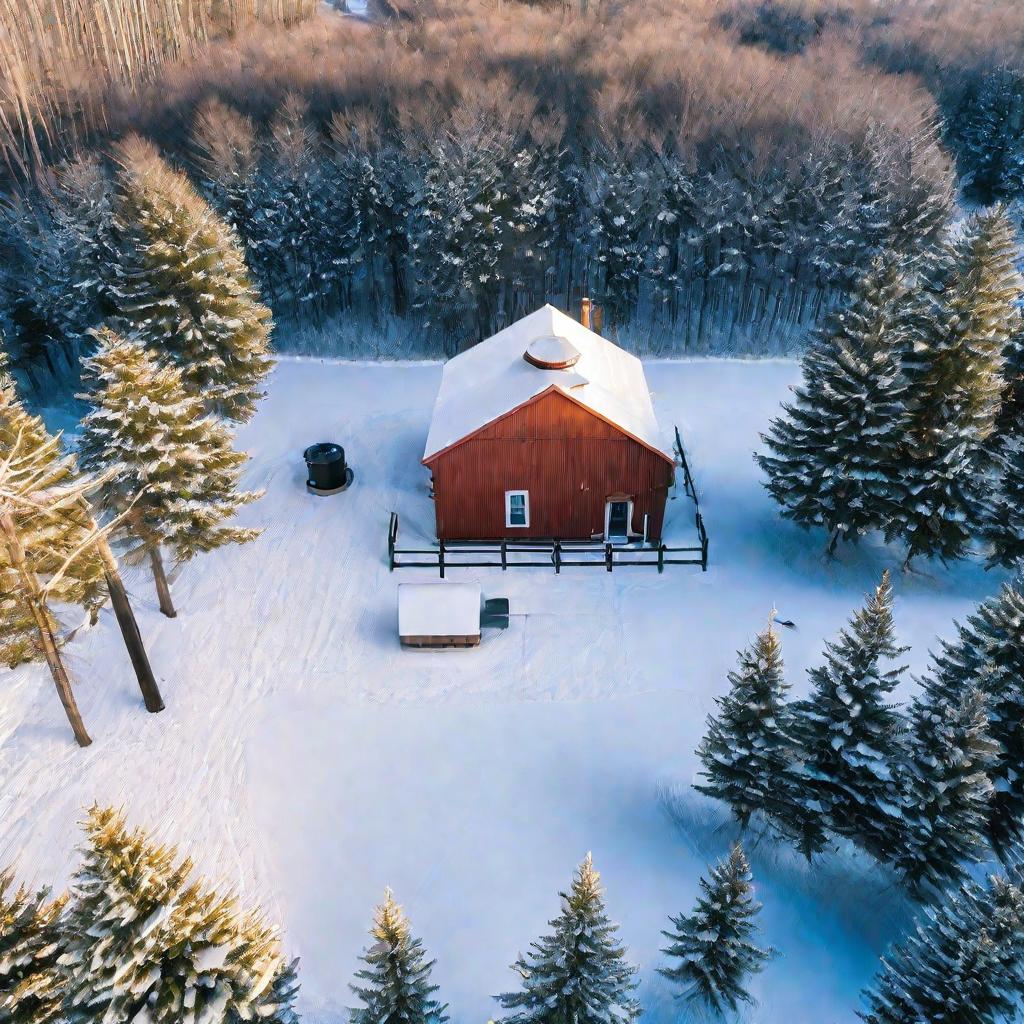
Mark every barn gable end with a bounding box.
[427,387,674,541]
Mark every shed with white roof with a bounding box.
[422,304,675,542]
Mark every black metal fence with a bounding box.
[388,425,709,577]
[674,425,709,563]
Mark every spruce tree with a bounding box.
[896,688,999,891]
[495,855,639,1024]
[888,208,1022,566]
[858,868,1024,1024]
[757,256,910,552]
[659,844,772,1015]
[0,870,66,1024]
[994,322,1024,441]
[955,65,1024,204]
[349,891,448,1024]
[78,329,260,618]
[791,571,908,862]
[695,622,824,857]
[982,435,1024,569]
[927,581,1024,854]
[111,135,274,423]
[60,806,299,1024]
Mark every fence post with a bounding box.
[553,541,561,575]
[388,513,396,570]
[658,543,665,574]
[605,543,613,572]
[439,540,445,580]
[501,540,507,571]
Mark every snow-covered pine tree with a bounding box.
[757,256,910,552]
[411,119,548,344]
[77,329,260,619]
[791,571,908,862]
[896,687,999,892]
[695,621,825,857]
[328,113,415,318]
[926,581,1024,855]
[262,94,349,320]
[191,99,259,251]
[955,65,1024,204]
[111,134,274,423]
[60,805,299,1024]
[586,148,651,331]
[888,207,1022,566]
[4,158,117,372]
[0,870,67,1024]
[494,854,639,1024]
[1,346,163,714]
[349,890,448,1024]
[0,353,107,745]
[658,843,773,1014]
[983,435,1024,569]
[858,868,1024,1024]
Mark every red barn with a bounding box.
[422,305,675,542]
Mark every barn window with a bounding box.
[505,490,529,528]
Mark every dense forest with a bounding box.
[3,0,1024,378]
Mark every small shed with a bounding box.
[398,582,481,649]
[422,304,675,542]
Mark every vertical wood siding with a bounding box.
[425,390,674,540]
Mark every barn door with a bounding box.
[605,499,631,541]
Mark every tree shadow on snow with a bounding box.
[658,781,915,953]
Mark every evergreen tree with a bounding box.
[263,94,348,319]
[928,581,1024,854]
[955,66,1024,204]
[757,257,910,552]
[791,571,908,862]
[586,152,650,330]
[695,622,824,857]
[60,806,299,1024]
[0,353,106,745]
[888,208,1021,566]
[896,688,999,891]
[982,435,1024,569]
[859,868,1024,1024]
[495,855,639,1024]
[349,891,448,1024]
[995,322,1024,438]
[77,329,260,618]
[659,844,773,1015]
[191,99,259,257]
[0,870,66,1024]
[110,135,274,423]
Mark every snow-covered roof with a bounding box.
[398,582,481,637]
[423,306,672,462]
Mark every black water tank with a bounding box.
[304,442,347,492]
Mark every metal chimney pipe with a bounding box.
[581,297,592,329]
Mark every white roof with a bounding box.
[398,583,481,637]
[423,306,672,462]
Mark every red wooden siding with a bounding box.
[424,389,674,541]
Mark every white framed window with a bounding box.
[505,490,530,528]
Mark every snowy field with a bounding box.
[0,358,1006,1023]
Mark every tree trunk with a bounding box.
[81,501,164,713]
[0,511,92,747]
[148,544,177,619]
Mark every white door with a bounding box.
[605,499,631,541]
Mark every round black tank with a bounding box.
[304,442,348,492]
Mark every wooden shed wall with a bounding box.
[425,389,674,541]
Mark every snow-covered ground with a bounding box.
[0,358,1005,1023]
